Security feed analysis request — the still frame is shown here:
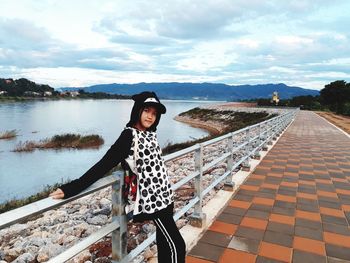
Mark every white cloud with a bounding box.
[0,0,349,90]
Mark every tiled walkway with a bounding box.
[187,111,350,263]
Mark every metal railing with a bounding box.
[0,109,298,263]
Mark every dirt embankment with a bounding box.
[315,111,350,134]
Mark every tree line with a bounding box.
[256,80,350,116]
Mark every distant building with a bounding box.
[44,91,52,96]
[69,91,80,97]
[0,91,8,95]
[24,91,41,96]
[5,79,13,84]
[271,91,280,105]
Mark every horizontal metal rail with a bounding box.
[0,108,298,263]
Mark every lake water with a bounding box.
[0,99,213,203]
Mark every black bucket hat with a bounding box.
[126,91,166,131]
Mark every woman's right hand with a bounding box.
[49,188,65,199]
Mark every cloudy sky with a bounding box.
[0,0,349,90]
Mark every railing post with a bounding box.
[111,174,127,262]
[189,144,206,227]
[253,124,262,160]
[241,128,251,172]
[224,133,235,191]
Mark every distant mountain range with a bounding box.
[58,82,319,101]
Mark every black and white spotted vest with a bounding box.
[124,127,174,216]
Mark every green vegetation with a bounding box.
[253,80,350,116]
[0,78,130,101]
[163,109,275,155]
[13,133,104,152]
[0,180,71,214]
[0,129,18,139]
[0,78,58,97]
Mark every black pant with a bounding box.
[153,214,186,263]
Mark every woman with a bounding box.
[50,91,186,263]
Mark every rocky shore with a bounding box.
[0,104,287,263]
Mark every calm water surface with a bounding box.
[0,99,213,203]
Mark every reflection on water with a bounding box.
[0,99,213,203]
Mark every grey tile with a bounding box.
[217,213,243,225]
[255,192,276,199]
[327,256,350,263]
[250,204,273,212]
[319,200,342,209]
[267,222,294,235]
[223,206,246,216]
[326,244,350,261]
[245,209,270,220]
[323,223,350,236]
[272,206,295,216]
[234,194,254,202]
[292,250,327,263]
[296,203,320,213]
[228,236,260,254]
[256,256,285,263]
[295,225,323,241]
[235,226,265,240]
[263,230,293,247]
[275,200,296,209]
[295,218,322,230]
[188,242,225,262]
[237,189,257,196]
[200,230,232,247]
[296,198,318,206]
[321,214,348,226]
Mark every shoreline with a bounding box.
[174,115,224,135]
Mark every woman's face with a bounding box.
[136,106,157,131]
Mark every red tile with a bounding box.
[281,181,298,188]
[342,205,350,212]
[269,214,295,225]
[186,256,214,263]
[241,217,268,230]
[319,207,345,218]
[276,194,296,203]
[332,178,348,183]
[229,200,251,209]
[293,236,326,256]
[219,248,256,263]
[297,192,318,200]
[299,180,316,186]
[251,174,265,180]
[315,179,332,185]
[336,189,350,196]
[253,197,274,206]
[261,183,279,190]
[296,210,321,222]
[240,185,259,191]
[209,221,237,235]
[259,241,292,262]
[317,190,338,198]
[324,232,350,248]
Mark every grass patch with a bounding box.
[0,129,18,139]
[163,108,277,155]
[13,133,104,152]
[0,180,71,214]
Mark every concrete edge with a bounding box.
[313,111,350,139]
[180,117,295,253]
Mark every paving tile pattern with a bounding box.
[187,111,350,263]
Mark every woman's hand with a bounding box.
[49,188,65,199]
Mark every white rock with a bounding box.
[87,215,108,225]
[143,248,153,260]
[37,244,63,262]
[12,252,34,263]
